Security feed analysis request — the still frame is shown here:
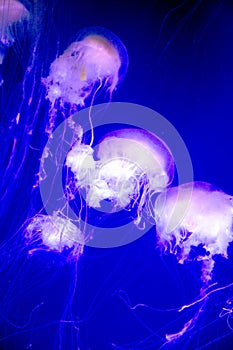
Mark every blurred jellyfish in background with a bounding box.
[0,0,29,83]
[0,0,41,214]
[66,127,174,227]
[153,181,233,342]
[42,26,129,134]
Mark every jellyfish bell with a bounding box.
[43,26,128,112]
[0,0,29,45]
[154,181,233,284]
[0,0,29,84]
[66,127,174,225]
[0,0,29,58]
[93,128,174,204]
[75,26,129,86]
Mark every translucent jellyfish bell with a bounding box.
[0,0,29,82]
[154,181,233,284]
[43,26,129,109]
[0,0,28,55]
[66,128,174,224]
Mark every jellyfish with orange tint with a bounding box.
[43,27,129,134]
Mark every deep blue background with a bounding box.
[1,1,233,349]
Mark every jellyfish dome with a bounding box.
[0,0,29,83]
[154,181,233,283]
[0,0,29,48]
[66,128,174,224]
[43,26,129,109]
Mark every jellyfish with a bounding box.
[154,181,233,284]
[152,181,233,343]
[0,0,29,83]
[25,211,84,259]
[43,27,129,134]
[66,127,174,225]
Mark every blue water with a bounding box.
[0,1,233,349]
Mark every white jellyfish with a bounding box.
[0,0,29,81]
[154,181,233,284]
[153,181,233,343]
[25,212,84,259]
[66,128,174,225]
[42,27,128,133]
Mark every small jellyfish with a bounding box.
[25,212,84,260]
[43,26,128,133]
[154,181,233,284]
[66,128,174,225]
[0,0,29,81]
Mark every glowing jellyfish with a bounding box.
[154,182,233,284]
[66,128,174,225]
[0,0,29,81]
[43,27,128,133]
[152,181,233,343]
[25,212,84,259]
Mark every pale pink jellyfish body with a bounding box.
[43,27,128,110]
[66,128,174,225]
[154,182,233,284]
[0,0,29,45]
[0,0,29,83]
